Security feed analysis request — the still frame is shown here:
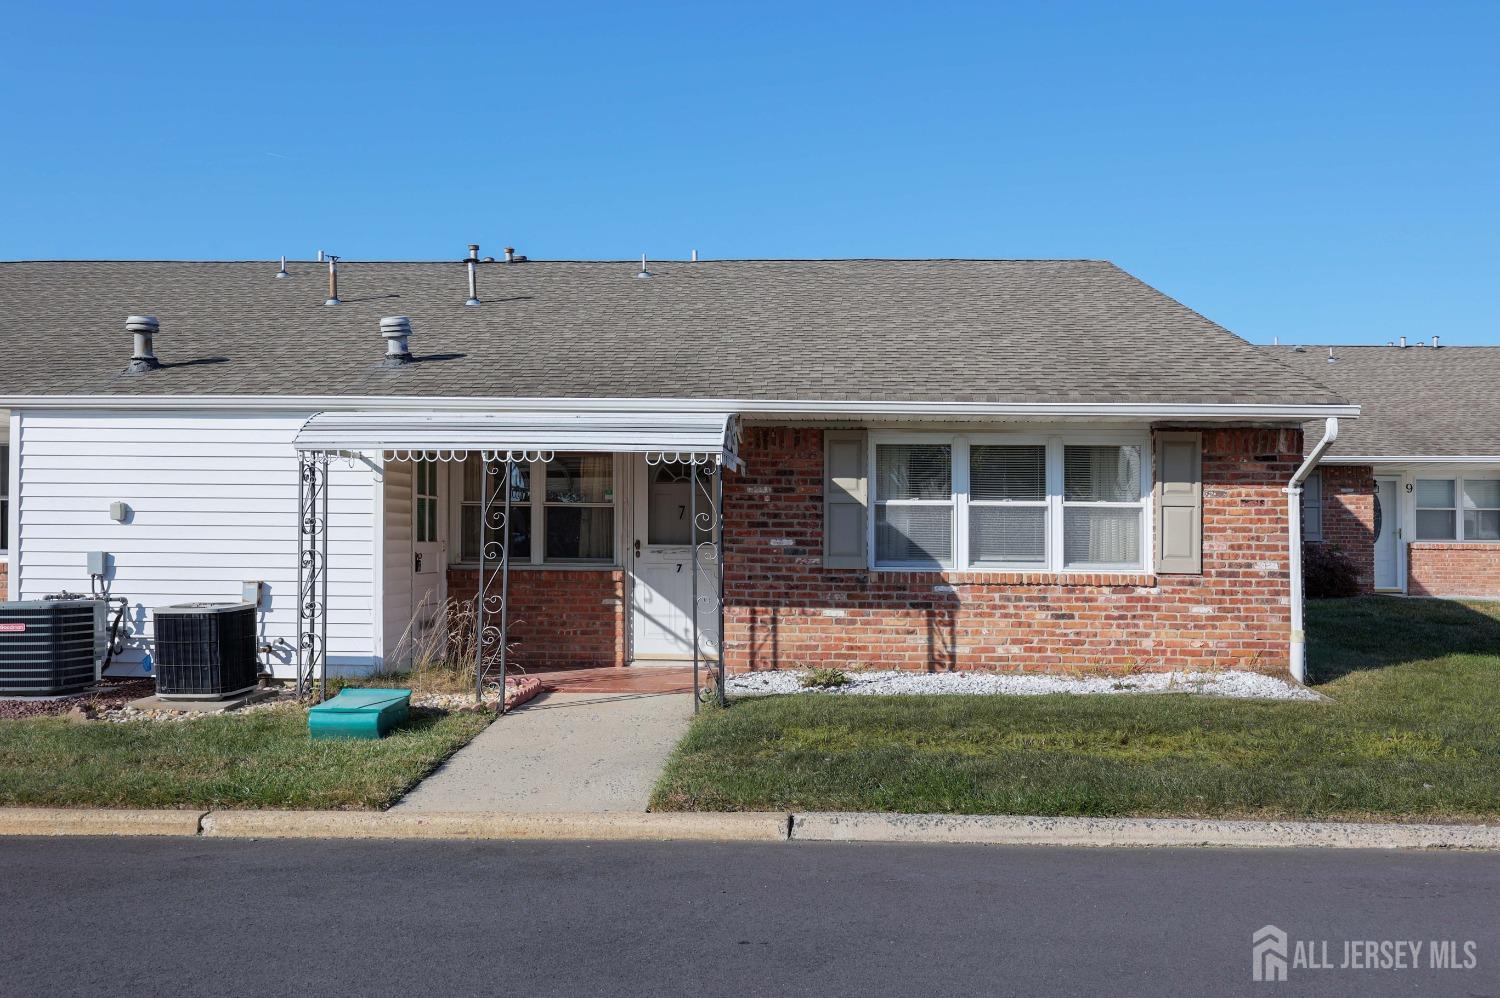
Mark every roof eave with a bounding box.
[0,394,1360,422]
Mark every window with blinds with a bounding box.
[459,454,614,564]
[871,435,1150,571]
[1416,476,1500,542]
[969,444,1046,565]
[874,444,952,566]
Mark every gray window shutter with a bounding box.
[1154,431,1202,574]
[824,430,868,568]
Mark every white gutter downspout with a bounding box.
[1287,417,1339,684]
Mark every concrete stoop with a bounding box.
[2,807,1500,850]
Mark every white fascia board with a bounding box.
[1320,454,1500,464]
[0,394,1361,422]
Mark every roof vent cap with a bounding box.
[124,315,161,373]
[1432,335,1441,348]
[1399,335,1408,348]
[465,243,481,306]
[380,316,413,366]
[275,255,289,279]
[636,253,653,279]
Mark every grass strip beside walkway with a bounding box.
[0,706,488,810]
[651,597,1500,822]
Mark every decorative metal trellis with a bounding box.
[295,441,735,712]
[295,452,331,700]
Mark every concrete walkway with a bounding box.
[393,690,694,813]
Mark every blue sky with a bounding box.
[3,1,1495,345]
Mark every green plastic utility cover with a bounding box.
[308,688,412,740]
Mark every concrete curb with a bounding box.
[790,812,1500,850]
[0,808,207,837]
[200,810,790,842]
[3,807,1499,849]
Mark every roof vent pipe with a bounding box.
[1432,335,1440,348]
[316,249,325,263]
[691,249,699,262]
[325,255,341,306]
[1327,346,1336,363]
[1399,335,1407,348]
[380,316,413,366]
[636,253,652,279]
[275,255,289,279]
[504,246,515,264]
[124,315,161,372]
[465,243,481,306]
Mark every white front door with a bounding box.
[630,459,719,660]
[1373,476,1401,591]
[412,459,446,639]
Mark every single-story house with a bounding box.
[1268,342,1500,598]
[0,256,1357,686]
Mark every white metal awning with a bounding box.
[292,409,743,468]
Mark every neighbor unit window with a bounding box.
[871,435,1148,572]
[1300,470,1323,541]
[1415,479,1457,540]
[459,454,615,564]
[1462,479,1500,541]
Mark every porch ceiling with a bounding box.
[292,409,742,467]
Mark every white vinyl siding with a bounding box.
[12,409,379,678]
[870,432,1150,572]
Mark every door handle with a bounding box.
[414,552,423,573]
[634,539,642,558]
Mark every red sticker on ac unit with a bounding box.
[0,622,26,633]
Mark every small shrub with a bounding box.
[1305,544,1361,599]
[800,668,849,689]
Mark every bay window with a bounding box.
[459,454,615,565]
[871,434,1149,572]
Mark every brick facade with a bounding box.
[446,568,626,670]
[1306,464,1376,593]
[721,425,1300,674]
[1407,543,1500,598]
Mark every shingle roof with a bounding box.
[1265,344,1500,457]
[0,259,1346,405]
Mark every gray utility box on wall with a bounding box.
[152,602,259,700]
[0,599,101,695]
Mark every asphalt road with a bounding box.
[1,837,1496,997]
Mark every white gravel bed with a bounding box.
[725,669,1322,701]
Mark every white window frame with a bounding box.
[868,430,1152,573]
[1301,469,1322,542]
[1461,478,1500,542]
[1414,478,1459,541]
[452,454,620,568]
[1413,475,1500,543]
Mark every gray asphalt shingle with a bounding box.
[0,259,1346,405]
[1266,344,1500,457]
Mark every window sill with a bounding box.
[1408,541,1500,550]
[870,569,1157,587]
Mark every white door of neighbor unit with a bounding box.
[630,458,719,660]
[412,460,446,648]
[1374,476,1401,591]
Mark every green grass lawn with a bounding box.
[650,597,1500,822]
[0,706,489,810]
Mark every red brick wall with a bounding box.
[1407,543,1500,598]
[1306,465,1376,593]
[722,426,1300,674]
[446,568,626,670]
[0,561,7,601]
